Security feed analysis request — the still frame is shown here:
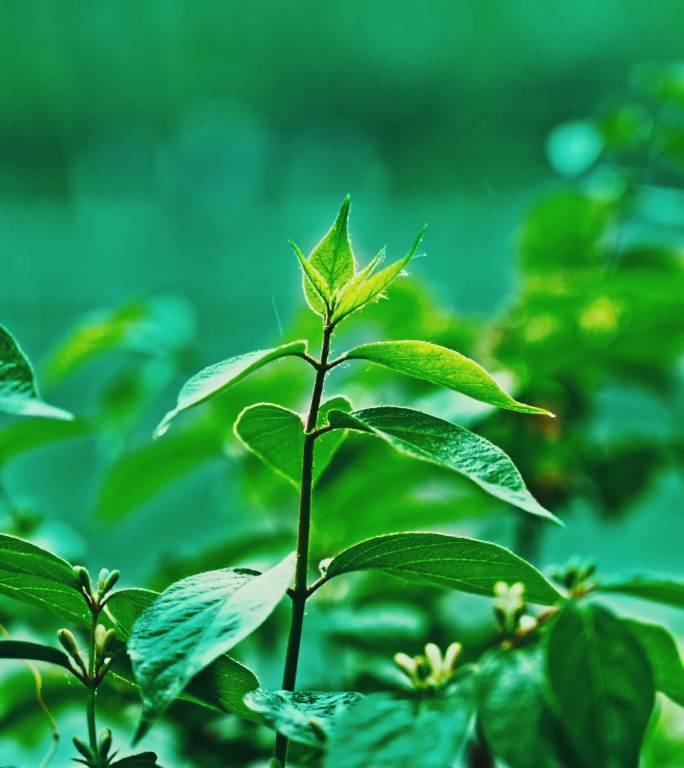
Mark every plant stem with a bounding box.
[274,323,333,766]
[87,611,99,758]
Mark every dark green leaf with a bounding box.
[478,645,563,768]
[344,340,552,416]
[623,618,684,707]
[326,407,560,523]
[596,571,684,609]
[0,325,73,421]
[110,753,163,768]
[96,425,223,520]
[324,688,474,768]
[128,553,295,739]
[234,398,351,488]
[244,689,363,747]
[325,532,562,605]
[0,534,88,624]
[154,340,307,436]
[0,640,71,670]
[547,601,654,768]
[106,588,260,720]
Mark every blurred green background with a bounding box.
[1,2,684,766]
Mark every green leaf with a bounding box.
[128,553,295,740]
[326,407,559,523]
[234,398,351,488]
[0,325,74,421]
[0,417,88,465]
[623,618,684,707]
[324,688,474,768]
[292,240,332,313]
[324,532,562,605]
[110,754,163,768]
[244,689,363,747]
[343,340,553,416]
[306,195,355,310]
[96,425,223,521]
[105,588,259,719]
[0,534,88,625]
[478,646,563,768]
[154,340,307,436]
[331,227,426,323]
[596,571,684,609]
[0,640,71,670]
[547,601,654,768]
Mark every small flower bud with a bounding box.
[424,643,443,678]
[443,642,462,675]
[98,727,112,758]
[57,629,87,675]
[393,652,417,678]
[73,565,93,597]
[103,569,120,594]
[72,735,94,760]
[97,568,110,593]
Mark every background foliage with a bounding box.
[1,3,683,766]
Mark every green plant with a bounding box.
[1,192,683,768]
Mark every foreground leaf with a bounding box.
[324,532,562,605]
[244,689,363,747]
[0,534,88,624]
[0,640,71,670]
[234,398,351,487]
[344,340,552,416]
[154,340,307,436]
[128,554,295,739]
[478,646,563,768]
[326,407,559,523]
[106,588,259,719]
[331,228,426,322]
[0,325,73,420]
[624,618,684,707]
[596,571,684,609]
[547,601,654,768]
[324,688,474,768]
[110,754,163,768]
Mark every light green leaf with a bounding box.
[106,588,259,719]
[596,571,684,609]
[234,397,352,488]
[154,340,307,436]
[324,532,562,605]
[308,195,355,303]
[0,534,88,625]
[128,553,295,740]
[0,640,71,670]
[244,689,363,747]
[547,601,654,768]
[326,407,559,523]
[331,227,426,322]
[324,687,474,768]
[623,618,684,707]
[343,340,553,416]
[0,325,74,421]
[96,426,223,520]
[292,240,332,314]
[478,646,563,768]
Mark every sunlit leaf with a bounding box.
[292,240,332,313]
[326,407,559,523]
[0,640,71,670]
[343,340,552,416]
[105,588,259,719]
[596,572,684,609]
[331,227,425,323]
[0,534,88,624]
[324,687,474,768]
[128,553,295,740]
[244,689,363,747]
[624,618,684,707]
[0,325,73,421]
[155,340,307,436]
[547,601,654,768]
[324,532,562,605]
